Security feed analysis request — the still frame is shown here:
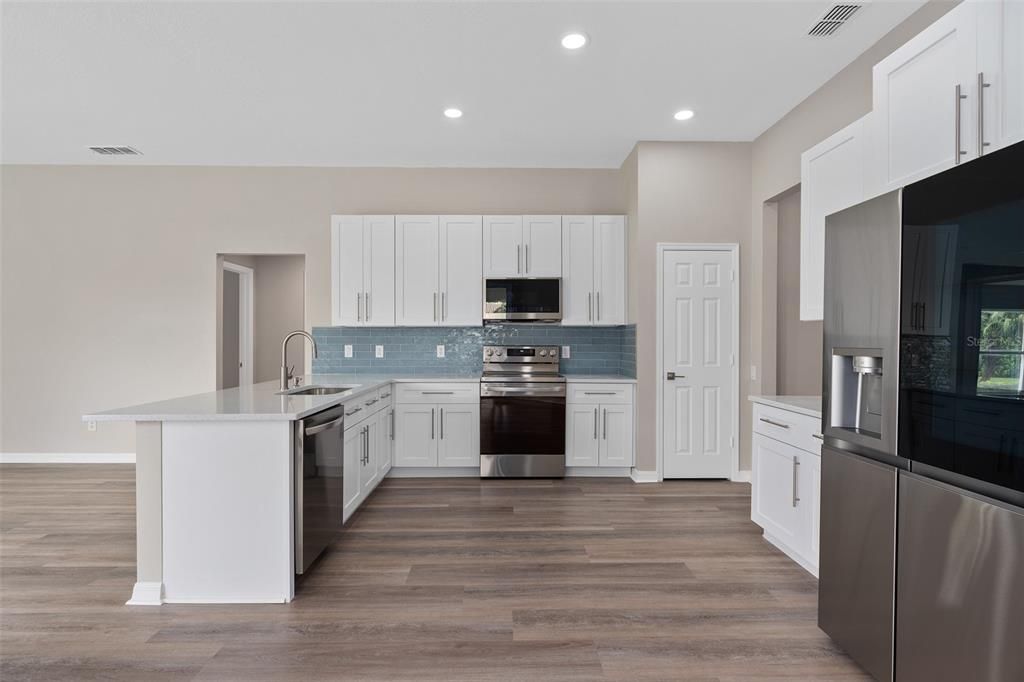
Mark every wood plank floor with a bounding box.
[0,465,869,681]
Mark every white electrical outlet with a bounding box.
[436,344,445,358]
[750,365,758,381]
[375,345,384,358]
[344,344,353,358]
[561,345,571,359]
[87,420,97,432]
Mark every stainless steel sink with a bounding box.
[278,385,353,396]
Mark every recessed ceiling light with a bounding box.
[673,109,695,121]
[443,108,463,119]
[561,32,588,50]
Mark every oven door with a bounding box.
[480,382,566,455]
[484,278,561,322]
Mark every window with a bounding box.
[977,309,1024,395]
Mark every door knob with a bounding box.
[666,372,684,380]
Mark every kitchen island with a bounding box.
[84,374,479,606]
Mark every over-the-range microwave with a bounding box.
[483,278,561,323]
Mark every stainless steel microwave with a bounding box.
[483,278,561,322]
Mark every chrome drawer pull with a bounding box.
[759,417,790,429]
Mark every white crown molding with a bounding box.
[0,452,136,464]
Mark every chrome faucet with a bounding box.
[281,330,318,390]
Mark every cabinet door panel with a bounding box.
[394,404,438,467]
[342,425,364,522]
[566,405,600,466]
[599,404,633,467]
[440,216,483,326]
[752,435,806,550]
[378,407,394,477]
[437,403,480,467]
[361,420,378,495]
[333,216,364,326]
[561,216,595,326]
[483,216,523,276]
[801,452,821,572]
[522,215,562,277]
[870,4,977,191]
[396,216,440,326]
[978,0,1024,152]
[595,216,626,326]
[363,216,395,326]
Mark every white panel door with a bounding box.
[662,249,735,479]
[599,404,634,467]
[394,404,438,467]
[437,404,480,467]
[395,216,440,326]
[561,216,595,326]
[594,215,627,326]
[977,0,1024,152]
[483,216,523,276]
[332,216,364,326]
[800,117,867,321]
[751,434,806,551]
[522,215,562,276]
[439,216,483,326]
[566,405,600,466]
[870,3,978,192]
[363,216,395,326]
[342,424,364,521]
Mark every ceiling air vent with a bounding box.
[88,146,142,155]
[808,3,863,37]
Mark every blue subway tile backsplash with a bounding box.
[312,324,637,377]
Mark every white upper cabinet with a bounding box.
[594,216,627,326]
[483,216,524,276]
[396,215,483,326]
[439,216,483,326]
[483,215,562,277]
[562,215,626,326]
[976,0,1024,153]
[331,215,395,326]
[869,3,978,193]
[522,215,562,276]
[799,116,869,321]
[395,216,441,326]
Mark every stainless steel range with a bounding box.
[479,345,566,478]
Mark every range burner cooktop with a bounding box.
[481,346,564,383]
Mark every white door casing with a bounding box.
[659,245,738,479]
[222,260,254,387]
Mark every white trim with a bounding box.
[126,581,163,606]
[630,469,660,483]
[731,469,752,483]
[1,452,136,464]
[565,466,631,478]
[387,467,479,478]
[222,260,254,386]
[655,243,741,482]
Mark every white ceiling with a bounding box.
[1,1,926,168]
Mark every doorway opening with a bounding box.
[656,243,739,480]
[217,254,306,389]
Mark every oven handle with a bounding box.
[480,386,567,397]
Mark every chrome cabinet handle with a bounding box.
[792,456,800,507]
[345,406,362,417]
[602,409,607,440]
[584,391,617,395]
[380,391,391,398]
[441,292,446,321]
[433,292,438,322]
[978,72,990,156]
[588,292,592,322]
[525,244,529,273]
[954,84,967,164]
[365,398,379,406]
[421,391,455,395]
[366,292,371,321]
[431,408,435,439]
[596,291,601,321]
[440,408,444,440]
[390,409,395,440]
[517,244,521,274]
[759,417,790,429]
[593,408,598,440]
[356,292,362,322]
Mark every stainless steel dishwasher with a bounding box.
[294,405,344,574]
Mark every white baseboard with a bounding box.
[630,469,660,483]
[565,466,631,478]
[126,581,163,606]
[1,452,136,464]
[731,469,752,483]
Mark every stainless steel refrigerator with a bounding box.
[818,140,1024,682]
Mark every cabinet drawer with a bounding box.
[753,403,822,455]
[395,382,479,404]
[567,383,633,405]
[377,384,394,411]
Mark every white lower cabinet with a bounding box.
[437,404,480,467]
[393,404,437,467]
[565,383,635,468]
[341,388,391,523]
[750,401,822,576]
[394,383,481,470]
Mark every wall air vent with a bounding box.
[88,146,142,155]
[808,3,863,37]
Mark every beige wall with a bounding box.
[1,166,623,453]
[775,190,823,396]
[252,254,306,384]
[627,142,753,472]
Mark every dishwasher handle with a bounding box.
[304,414,344,436]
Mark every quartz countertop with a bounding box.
[748,394,823,418]
[83,374,481,423]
